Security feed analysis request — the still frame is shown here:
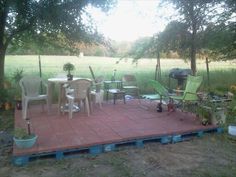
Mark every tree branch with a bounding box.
[5,19,34,49]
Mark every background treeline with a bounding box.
[6,38,180,59]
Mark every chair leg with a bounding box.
[137,89,141,104]
[113,94,116,104]
[97,91,103,108]
[41,101,44,112]
[21,98,25,112]
[90,95,94,113]
[85,98,90,116]
[106,91,109,102]
[98,97,102,108]
[62,100,66,115]
[23,99,28,119]
[137,88,140,98]
[157,96,163,112]
[123,93,126,104]
[83,100,86,113]
[46,98,49,115]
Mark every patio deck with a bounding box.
[13,99,219,165]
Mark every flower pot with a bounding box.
[4,102,11,110]
[67,74,73,81]
[13,135,38,148]
[228,125,236,136]
[211,108,226,125]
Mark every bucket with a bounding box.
[228,125,236,136]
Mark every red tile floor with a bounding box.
[13,99,217,156]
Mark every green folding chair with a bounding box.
[143,75,203,112]
[142,80,170,112]
[170,75,203,111]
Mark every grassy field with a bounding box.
[5,55,236,93]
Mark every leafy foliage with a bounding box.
[158,21,190,58]
[12,69,24,84]
[3,0,116,53]
[127,37,155,60]
[0,0,116,88]
[0,88,9,104]
[11,68,24,99]
[200,23,236,60]
[13,128,33,139]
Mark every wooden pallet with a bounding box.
[12,127,223,166]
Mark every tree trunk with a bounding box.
[190,30,197,76]
[189,0,197,76]
[206,57,210,87]
[0,1,8,89]
[0,49,5,89]
[155,51,161,81]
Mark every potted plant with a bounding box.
[0,88,7,110]
[13,119,37,148]
[197,92,228,125]
[63,62,75,80]
[12,69,24,110]
[0,88,14,110]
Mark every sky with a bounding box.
[88,0,176,42]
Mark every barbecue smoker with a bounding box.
[169,68,192,89]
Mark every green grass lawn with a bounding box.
[5,55,236,93]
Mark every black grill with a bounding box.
[169,68,192,88]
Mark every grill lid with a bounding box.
[169,68,192,79]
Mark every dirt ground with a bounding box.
[1,133,236,177]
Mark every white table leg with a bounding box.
[58,83,63,114]
[48,82,53,111]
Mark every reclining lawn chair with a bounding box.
[170,75,203,112]
[143,75,203,113]
[142,80,170,112]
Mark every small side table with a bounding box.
[104,80,125,104]
[108,89,126,104]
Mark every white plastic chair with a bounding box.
[19,76,49,119]
[90,76,104,109]
[89,66,104,109]
[65,79,92,119]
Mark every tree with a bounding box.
[0,0,116,88]
[158,21,191,58]
[127,37,155,60]
[207,0,236,59]
[200,23,236,60]
[161,0,224,75]
[158,0,235,62]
